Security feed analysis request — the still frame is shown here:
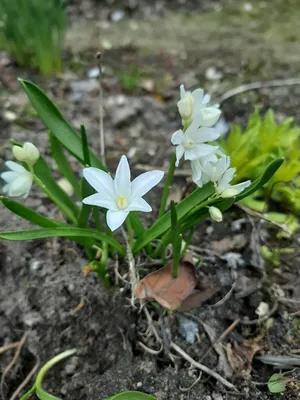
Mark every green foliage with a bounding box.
[0,0,66,75]
[106,392,156,400]
[268,373,286,393]
[119,64,142,92]
[222,109,300,213]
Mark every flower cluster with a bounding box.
[172,84,251,221]
[1,142,40,198]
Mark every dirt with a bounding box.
[1,0,300,399]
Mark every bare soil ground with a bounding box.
[1,1,300,399]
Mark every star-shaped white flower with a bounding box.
[171,117,220,167]
[1,161,33,198]
[193,155,251,197]
[178,84,221,128]
[82,155,164,231]
[191,153,219,188]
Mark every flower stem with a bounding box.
[126,216,134,249]
[158,153,176,218]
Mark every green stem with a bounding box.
[33,175,77,223]
[158,153,176,218]
[126,216,134,249]
[172,234,182,279]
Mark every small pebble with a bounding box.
[178,317,199,344]
[136,382,142,388]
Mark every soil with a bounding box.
[1,1,300,399]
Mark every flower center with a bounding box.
[183,135,194,149]
[117,196,128,210]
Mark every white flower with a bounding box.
[12,142,40,166]
[178,84,221,127]
[1,161,33,198]
[208,206,223,222]
[191,153,219,188]
[171,117,220,167]
[193,155,251,197]
[82,155,164,231]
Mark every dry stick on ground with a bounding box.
[9,359,40,400]
[240,300,278,326]
[142,307,236,391]
[96,52,106,168]
[0,343,20,355]
[1,333,28,400]
[217,78,300,104]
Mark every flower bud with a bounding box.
[208,206,223,222]
[13,142,40,166]
[221,188,238,198]
[200,107,221,127]
[177,94,194,121]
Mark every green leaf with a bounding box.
[170,201,181,278]
[0,227,125,256]
[80,125,91,166]
[133,183,214,254]
[106,392,156,400]
[0,196,66,228]
[236,158,284,201]
[268,374,286,393]
[34,156,79,222]
[49,132,81,199]
[18,79,105,170]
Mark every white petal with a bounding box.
[82,193,118,211]
[230,180,251,194]
[171,130,184,145]
[5,161,26,173]
[127,198,152,212]
[83,168,115,197]
[191,160,202,182]
[200,107,221,127]
[184,148,198,161]
[1,171,19,183]
[131,170,164,199]
[9,173,33,197]
[2,183,10,193]
[12,146,26,161]
[192,88,204,103]
[179,84,186,98]
[175,145,185,166]
[192,144,218,158]
[202,94,211,105]
[219,168,235,188]
[106,210,129,231]
[114,155,131,198]
[192,127,220,142]
[23,142,40,164]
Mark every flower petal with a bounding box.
[191,160,202,182]
[2,183,9,193]
[106,210,129,231]
[171,130,184,145]
[9,173,32,197]
[192,144,218,158]
[230,180,251,194]
[131,170,164,199]
[83,167,115,197]
[218,167,235,189]
[114,155,131,199]
[202,94,211,105]
[1,171,19,183]
[192,127,220,142]
[192,88,204,103]
[5,161,26,173]
[175,145,185,166]
[179,84,186,98]
[200,107,221,127]
[127,198,152,212]
[82,193,118,211]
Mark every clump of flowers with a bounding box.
[0,79,282,295]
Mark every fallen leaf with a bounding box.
[82,265,96,276]
[178,276,216,312]
[135,257,197,310]
[227,339,263,377]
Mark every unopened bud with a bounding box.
[209,206,223,222]
[13,142,40,166]
[221,188,238,198]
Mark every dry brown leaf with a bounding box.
[227,339,263,377]
[135,258,197,310]
[178,277,217,312]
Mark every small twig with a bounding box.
[211,281,236,308]
[1,333,28,400]
[179,371,202,392]
[218,78,300,104]
[170,341,236,390]
[138,341,163,355]
[9,358,40,400]
[96,52,106,168]
[0,343,20,355]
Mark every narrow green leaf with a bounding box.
[236,158,284,201]
[80,125,91,166]
[0,196,66,228]
[49,132,81,199]
[106,392,156,400]
[268,374,286,393]
[0,227,125,256]
[34,156,79,222]
[77,177,94,228]
[170,201,180,278]
[18,79,105,170]
[133,183,214,254]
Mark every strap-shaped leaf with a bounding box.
[49,132,81,199]
[106,392,156,400]
[0,227,125,256]
[0,196,66,228]
[133,183,214,254]
[19,79,105,170]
